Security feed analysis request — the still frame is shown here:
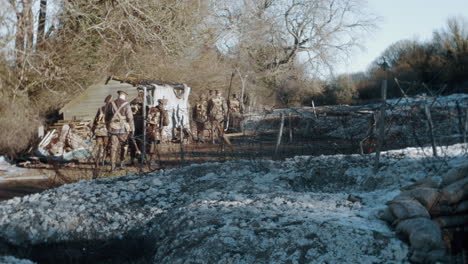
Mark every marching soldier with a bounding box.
[129,89,144,165]
[91,94,113,166]
[147,99,169,163]
[105,90,135,171]
[193,94,208,142]
[227,93,242,130]
[207,90,227,143]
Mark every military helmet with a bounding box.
[104,94,113,103]
[117,90,128,96]
[158,98,168,105]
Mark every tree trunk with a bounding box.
[25,0,34,51]
[37,0,48,47]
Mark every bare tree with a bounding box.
[215,0,377,74]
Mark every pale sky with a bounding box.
[338,0,468,74]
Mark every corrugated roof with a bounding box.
[60,79,139,120]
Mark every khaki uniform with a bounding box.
[193,99,208,141]
[105,98,134,169]
[92,106,109,164]
[147,103,169,162]
[208,94,227,142]
[228,96,242,130]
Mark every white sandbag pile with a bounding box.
[379,162,468,263]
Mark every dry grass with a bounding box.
[0,97,41,158]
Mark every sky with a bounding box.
[337,0,468,74]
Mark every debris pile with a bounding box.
[379,161,468,263]
[35,122,92,162]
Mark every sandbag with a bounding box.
[401,177,439,191]
[433,214,468,228]
[395,188,440,210]
[434,200,468,216]
[441,163,468,187]
[429,202,456,216]
[388,197,430,221]
[455,200,468,213]
[377,207,396,224]
[410,248,446,264]
[396,218,444,251]
[440,177,468,205]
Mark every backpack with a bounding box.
[94,107,108,136]
[109,101,130,132]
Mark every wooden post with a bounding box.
[288,113,293,143]
[140,87,147,175]
[180,116,185,164]
[456,101,464,137]
[424,100,437,157]
[465,108,468,144]
[275,113,285,157]
[312,100,317,119]
[373,79,387,174]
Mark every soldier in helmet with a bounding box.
[129,89,144,165]
[105,90,135,171]
[228,93,242,131]
[147,98,169,163]
[91,94,113,167]
[193,94,208,142]
[207,89,227,143]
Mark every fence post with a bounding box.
[424,100,437,157]
[465,108,468,144]
[312,100,318,119]
[288,113,293,143]
[180,117,185,164]
[140,86,147,175]
[373,79,387,174]
[274,113,285,157]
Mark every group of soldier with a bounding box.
[91,88,242,171]
[192,89,242,143]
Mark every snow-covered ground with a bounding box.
[0,143,466,263]
[0,157,47,182]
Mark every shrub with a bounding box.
[0,97,41,158]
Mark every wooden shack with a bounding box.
[58,77,191,140]
[60,79,139,121]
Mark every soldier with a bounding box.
[192,94,208,142]
[208,89,215,100]
[147,99,169,163]
[105,90,135,171]
[129,89,144,165]
[227,93,242,131]
[207,90,227,143]
[91,94,113,166]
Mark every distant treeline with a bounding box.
[311,16,468,106]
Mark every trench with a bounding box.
[0,236,155,264]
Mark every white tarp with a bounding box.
[150,84,191,140]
